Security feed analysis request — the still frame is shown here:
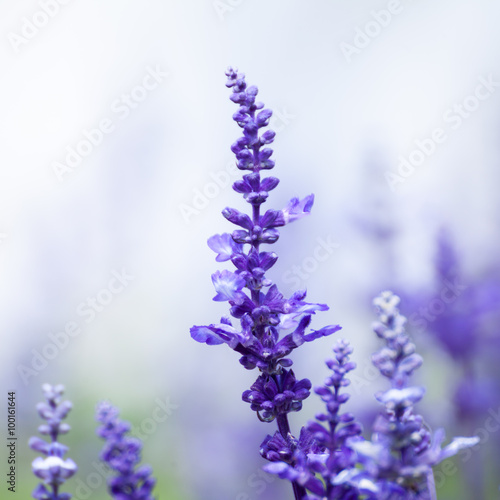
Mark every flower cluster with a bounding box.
[258,292,479,499]
[190,68,339,427]
[262,339,364,499]
[190,67,341,498]
[29,384,77,500]
[340,292,480,498]
[95,402,156,500]
[26,70,485,500]
[432,229,500,423]
[190,69,482,500]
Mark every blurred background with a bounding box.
[1,1,499,498]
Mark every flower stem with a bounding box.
[292,481,306,499]
[276,413,306,499]
[276,413,291,438]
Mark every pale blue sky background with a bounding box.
[1,1,499,498]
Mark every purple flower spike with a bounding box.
[189,68,482,500]
[191,69,339,377]
[264,339,363,499]
[191,68,340,500]
[95,402,156,500]
[29,384,77,500]
[340,292,479,498]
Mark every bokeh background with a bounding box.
[1,1,499,499]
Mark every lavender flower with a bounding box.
[95,402,156,500]
[306,339,364,498]
[430,229,480,360]
[432,229,500,421]
[262,339,365,499]
[342,292,479,499]
[188,68,484,499]
[29,384,77,500]
[261,427,327,497]
[190,68,340,499]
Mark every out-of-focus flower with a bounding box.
[95,402,156,500]
[338,292,479,498]
[29,384,77,500]
[262,339,364,499]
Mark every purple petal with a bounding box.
[260,176,279,192]
[260,209,285,229]
[190,326,225,345]
[282,194,314,224]
[191,322,248,349]
[440,435,480,461]
[375,386,426,407]
[207,233,242,262]
[212,270,246,302]
[29,437,49,455]
[263,462,299,481]
[280,299,329,329]
[303,324,342,342]
[222,208,253,229]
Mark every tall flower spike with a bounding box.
[191,68,341,500]
[342,292,479,499]
[262,339,365,499]
[306,339,364,498]
[29,384,77,500]
[95,402,156,500]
